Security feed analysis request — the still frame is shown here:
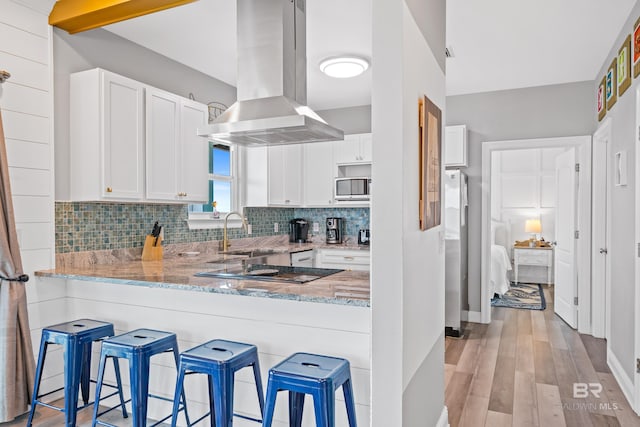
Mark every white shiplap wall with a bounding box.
[1,0,65,396]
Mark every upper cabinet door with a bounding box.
[444,125,468,168]
[359,133,372,162]
[179,99,209,203]
[334,133,372,164]
[303,141,334,207]
[102,71,145,199]
[145,88,180,200]
[268,145,302,206]
[145,90,208,203]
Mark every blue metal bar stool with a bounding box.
[262,353,357,427]
[91,328,190,427]
[170,339,265,427]
[26,319,127,427]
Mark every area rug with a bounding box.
[491,283,546,310]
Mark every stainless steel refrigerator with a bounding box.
[444,170,468,337]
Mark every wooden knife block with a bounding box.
[141,235,163,261]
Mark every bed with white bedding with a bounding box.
[490,220,513,297]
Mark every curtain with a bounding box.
[0,108,35,422]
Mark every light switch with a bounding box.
[274,223,279,232]
[313,222,319,232]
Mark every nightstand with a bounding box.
[513,246,554,285]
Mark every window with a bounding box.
[188,141,238,218]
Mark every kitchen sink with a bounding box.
[195,264,343,284]
[221,248,282,257]
[208,249,290,267]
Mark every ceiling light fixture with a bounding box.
[319,56,369,78]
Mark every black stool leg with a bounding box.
[26,340,48,427]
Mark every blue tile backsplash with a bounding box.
[55,202,369,253]
[293,208,369,237]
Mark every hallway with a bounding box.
[445,287,640,427]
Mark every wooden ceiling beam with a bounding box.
[49,0,198,34]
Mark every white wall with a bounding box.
[0,0,66,397]
[491,147,564,244]
[447,81,594,313]
[371,0,446,425]
[592,2,640,393]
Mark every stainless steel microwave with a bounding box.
[335,177,371,201]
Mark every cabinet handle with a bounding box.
[297,257,312,262]
[285,200,290,203]
[343,256,355,261]
[106,187,113,193]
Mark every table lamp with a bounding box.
[525,219,542,247]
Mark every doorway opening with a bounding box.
[480,136,592,331]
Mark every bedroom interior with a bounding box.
[489,146,566,294]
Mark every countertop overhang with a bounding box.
[36,241,370,307]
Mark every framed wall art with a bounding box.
[418,95,442,231]
[618,35,632,96]
[606,59,617,111]
[634,16,640,77]
[597,75,606,121]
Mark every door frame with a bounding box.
[481,136,592,329]
[634,86,640,414]
[592,118,612,339]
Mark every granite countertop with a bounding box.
[36,236,370,307]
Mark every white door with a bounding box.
[554,148,578,327]
[592,121,611,338]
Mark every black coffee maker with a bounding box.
[289,218,309,243]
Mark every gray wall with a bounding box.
[406,0,446,72]
[53,28,237,200]
[317,105,371,134]
[592,2,640,381]
[446,81,595,313]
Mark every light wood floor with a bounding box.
[445,285,640,427]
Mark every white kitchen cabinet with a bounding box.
[291,250,314,267]
[316,248,370,271]
[145,88,208,203]
[268,145,302,206]
[334,133,372,164]
[178,99,209,202]
[244,146,269,206]
[70,68,208,203]
[70,68,145,201]
[445,125,468,168]
[303,141,335,207]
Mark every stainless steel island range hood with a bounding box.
[198,0,344,146]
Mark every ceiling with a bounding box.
[446,0,638,96]
[103,0,637,106]
[104,0,372,111]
